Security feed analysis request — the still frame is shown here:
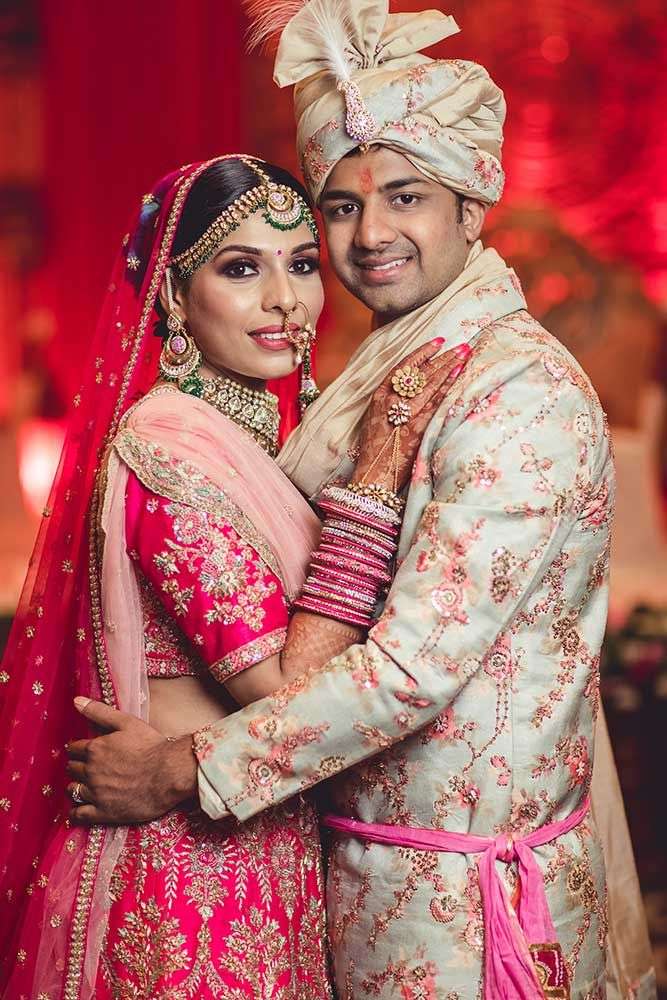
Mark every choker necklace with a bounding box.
[178,372,280,456]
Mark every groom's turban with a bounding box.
[269,0,506,205]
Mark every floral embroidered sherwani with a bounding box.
[196,309,613,1000]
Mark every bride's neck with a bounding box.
[198,360,266,393]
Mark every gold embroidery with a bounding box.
[63,827,105,1000]
[114,430,283,586]
[101,897,190,997]
[210,627,287,682]
[148,498,280,634]
[100,805,331,999]
[138,571,202,678]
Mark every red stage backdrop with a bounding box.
[37,0,244,403]
[35,0,667,405]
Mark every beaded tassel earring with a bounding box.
[297,322,320,414]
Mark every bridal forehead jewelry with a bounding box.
[170,156,319,278]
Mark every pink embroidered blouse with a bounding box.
[124,472,289,685]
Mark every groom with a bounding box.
[67,3,632,997]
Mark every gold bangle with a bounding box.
[347,481,404,513]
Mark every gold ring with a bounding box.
[391,365,427,399]
[71,782,85,806]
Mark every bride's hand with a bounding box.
[352,339,471,494]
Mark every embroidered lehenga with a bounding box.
[0,159,331,1000]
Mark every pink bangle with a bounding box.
[313,550,392,583]
[321,521,396,550]
[318,499,399,537]
[317,543,388,574]
[294,594,372,629]
[322,528,396,561]
[302,580,377,609]
[323,518,395,546]
[318,485,402,529]
[312,566,378,593]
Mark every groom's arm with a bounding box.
[67,611,362,826]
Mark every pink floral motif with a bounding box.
[466,388,503,423]
[302,120,339,189]
[421,705,456,743]
[242,720,330,802]
[411,452,431,486]
[563,736,591,786]
[580,479,611,532]
[483,633,516,683]
[490,754,511,787]
[520,442,554,492]
[351,655,380,690]
[532,735,591,790]
[402,63,431,115]
[469,456,502,489]
[470,152,503,192]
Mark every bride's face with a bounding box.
[176,212,323,386]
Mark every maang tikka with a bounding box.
[284,302,320,415]
[159,267,202,383]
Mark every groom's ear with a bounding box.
[461,199,487,244]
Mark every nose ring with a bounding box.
[282,305,296,335]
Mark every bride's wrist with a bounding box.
[346,480,404,514]
[349,473,392,490]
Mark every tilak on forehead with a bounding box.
[246,0,506,207]
[359,166,374,193]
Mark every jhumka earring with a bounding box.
[159,268,202,385]
[284,303,320,414]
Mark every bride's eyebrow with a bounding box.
[290,241,319,254]
[216,244,263,256]
[214,240,319,260]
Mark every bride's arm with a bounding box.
[224,617,363,705]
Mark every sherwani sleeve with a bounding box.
[196,342,610,821]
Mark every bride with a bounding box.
[0,154,465,999]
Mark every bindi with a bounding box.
[359,167,374,194]
[274,249,284,256]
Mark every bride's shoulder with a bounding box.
[109,386,203,497]
[116,382,179,433]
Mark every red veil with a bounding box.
[0,156,300,998]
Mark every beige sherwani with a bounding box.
[194,302,627,998]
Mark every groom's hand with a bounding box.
[65,697,198,825]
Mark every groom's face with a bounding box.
[320,147,486,324]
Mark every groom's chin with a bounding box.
[351,283,436,325]
[342,279,419,321]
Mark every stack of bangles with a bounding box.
[294,483,404,629]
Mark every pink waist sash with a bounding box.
[323,796,590,1000]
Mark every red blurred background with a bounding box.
[0,0,666,986]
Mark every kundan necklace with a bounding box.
[179,371,280,457]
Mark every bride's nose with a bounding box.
[262,265,298,315]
